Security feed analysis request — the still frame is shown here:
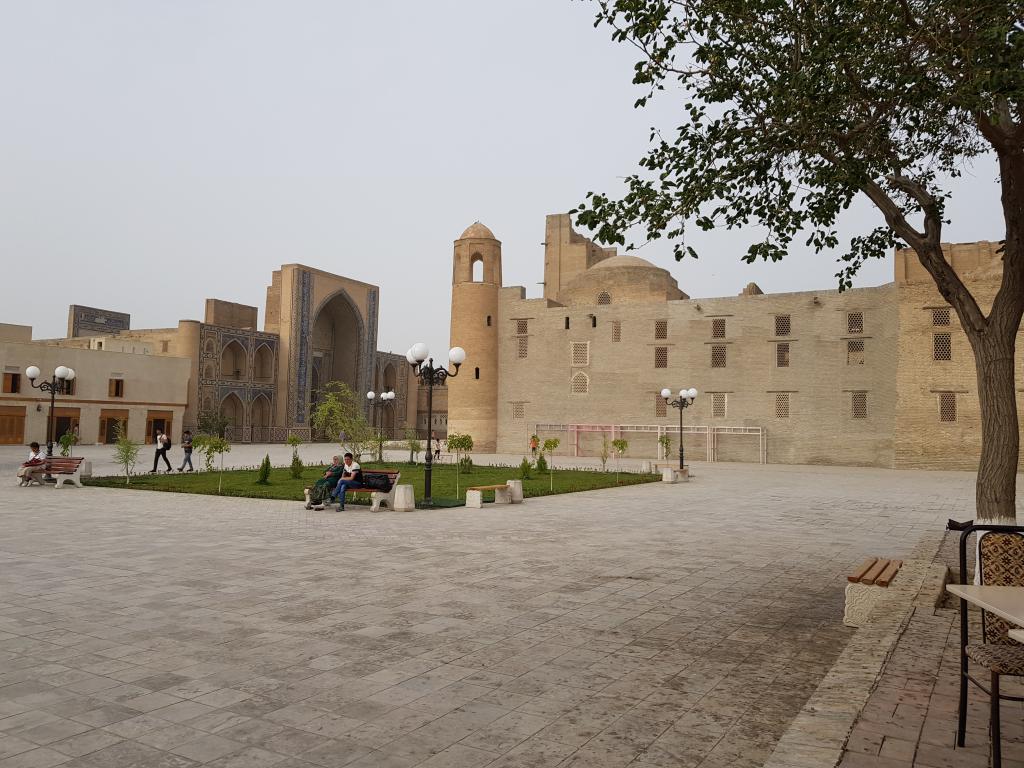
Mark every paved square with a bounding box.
[1,463,969,767]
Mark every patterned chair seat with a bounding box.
[967,644,1024,676]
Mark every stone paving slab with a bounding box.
[1,462,973,767]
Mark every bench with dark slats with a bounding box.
[848,557,903,587]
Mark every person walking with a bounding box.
[178,430,194,472]
[151,429,172,473]
[432,431,441,461]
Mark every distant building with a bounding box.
[446,214,1021,470]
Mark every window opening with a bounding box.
[933,333,952,361]
[597,292,611,305]
[932,308,951,326]
[571,342,590,367]
[655,395,667,417]
[517,337,528,359]
[776,343,790,368]
[847,312,864,334]
[512,402,525,420]
[939,392,957,422]
[775,392,790,419]
[774,315,791,337]
[851,391,868,419]
[655,347,668,368]
[712,393,727,418]
[570,371,589,394]
[655,320,668,340]
[712,318,726,338]
[612,321,621,343]
[847,339,865,365]
[711,345,727,368]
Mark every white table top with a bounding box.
[947,584,1024,627]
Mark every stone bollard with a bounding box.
[466,490,484,509]
[506,479,524,503]
[661,467,678,483]
[79,460,93,478]
[393,484,415,512]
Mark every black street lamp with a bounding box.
[407,343,465,507]
[26,364,76,479]
[661,387,698,470]
[366,390,396,462]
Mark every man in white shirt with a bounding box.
[330,452,363,510]
[18,442,46,486]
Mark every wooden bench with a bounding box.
[466,483,512,508]
[843,557,903,626]
[345,470,402,512]
[20,457,85,488]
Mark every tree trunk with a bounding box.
[970,331,1019,523]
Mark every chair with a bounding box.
[954,523,1024,768]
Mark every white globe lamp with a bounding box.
[448,346,466,366]
[411,342,430,363]
[55,366,70,380]
[26,365,40,381]
[660,388,672,399]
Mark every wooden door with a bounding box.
[0,405,25,445]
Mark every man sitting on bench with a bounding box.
[17,442,46,486]
[330,452,364,511]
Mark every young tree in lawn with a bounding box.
[287,434,304,479]
[446,432,474,496]
[405,429,423,464]
[542,438,561,491]
[112,422,140,485]
[311,381,374,461]
[658,434,672,462]
[575,2,1024,522]
[192,434,232,492]
[611,438,629,484]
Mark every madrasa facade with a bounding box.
[445,214,1023,470]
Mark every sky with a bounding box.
[0,1,1005,357]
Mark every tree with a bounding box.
[405,429,423,464]
[256,453,271,485]
[311,381,374,459]
[193,434,232,491]
[542,438,561,491]
[112,422,140,485]
[611,438,629,484]
[58,428,79,458]
[446,432,475,496]
[658,434,672,462]
[197,409,230,438]
[287,434,304,479]
[600,435,611,472]
[574,2,1024,521]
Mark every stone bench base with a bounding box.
[844,582,885,627]
[466,487,512,508]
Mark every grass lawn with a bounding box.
[85,461,660,506]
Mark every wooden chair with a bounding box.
[954,523,1024,768]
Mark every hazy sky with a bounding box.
[0,1,1004,357]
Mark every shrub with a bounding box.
[535,453,548,473]
[289,448,304,479]
[112,422,140,485]
[518,457,532,480]
[256,454,271,484]
[58,429,79,457]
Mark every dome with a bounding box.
[459,222,496,240]
[590,254,660,270]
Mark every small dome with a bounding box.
[459,222,496,240]
[591,254,659,270]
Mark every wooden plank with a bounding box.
[848,558,878,583]
[466,485,509,492]
[861,559,890,586]
[875,560,903,587]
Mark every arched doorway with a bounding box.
[253,344,273,382]
[250,394,271,442]
[221,393,245,440]
[310,291,363,422]
[221,341,247,380]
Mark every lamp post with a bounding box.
[366,390,395,462]
[407,343,465,507]
[26,364,76,479]
[661,387,698,470]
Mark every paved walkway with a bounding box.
[0,463,971,767]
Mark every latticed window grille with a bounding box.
[571,341,590,367]
[655,347,668,368]
[597,292,611,305]
[711,344,727,368]
[511,402,525,420]
[851,391,868,419]
[655,395,667,417]
[516,319,528,335]
[712,392,727,418]
[775,392,790,419]
[655,320,668,339]
[933,332,952,361]
[847,339,865,365]
[939,392,957,422]
[774,314,791,337]
[932,308,951,326]
[776,342,790,368]
[570,371,589,394]
[847,312,864,334]
[517,336,528,359]
[612,320,621,343]
[712,318,726,338]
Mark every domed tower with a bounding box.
[448,222,501,452]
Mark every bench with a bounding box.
[653,462,690,482]
[465,483,512,508]
[843,557,903,626]
[345,470,402,512]
[19,457,85,488]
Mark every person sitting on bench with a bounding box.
[330,452,364,511]
[305,455,344,510]
[17,442,46,486]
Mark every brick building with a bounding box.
[446,215,1021,469]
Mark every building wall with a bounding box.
[493,284,898,466]
[893,242,1024,470]
[0,340,189,446]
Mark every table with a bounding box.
[946,585,1024,636]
